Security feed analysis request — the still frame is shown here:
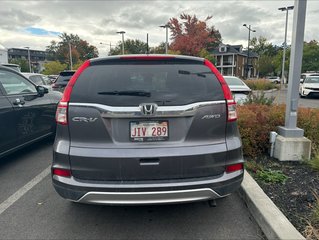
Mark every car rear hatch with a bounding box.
[63,56,232,181]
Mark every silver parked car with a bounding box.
[21,73,53,91]
[52,55,244,205]
[223,76,251,104]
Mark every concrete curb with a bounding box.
[239,170,305,240]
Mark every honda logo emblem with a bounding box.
[139,103,157,115]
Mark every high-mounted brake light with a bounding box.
[56,60,91,125]
[52,168,71,177]
[204,59,237,122]
[120,56,175,60]
[226,163,244,173]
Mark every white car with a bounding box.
[223,76,251,104]
[299,76,319,98]
[21,73,52,91]
[266,76,281,84]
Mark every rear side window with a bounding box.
[55,75,73,83]
[71,62,224,106]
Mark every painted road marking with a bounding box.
[0,166,51,215]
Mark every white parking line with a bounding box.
[0,166,51,215]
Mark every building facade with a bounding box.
[8,48,47,72]
[210,44,259,79]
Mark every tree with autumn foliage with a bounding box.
[169,13,222,56]
[46,33,98,69]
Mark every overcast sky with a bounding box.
[1,0,318,56]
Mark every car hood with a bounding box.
[303,83,319,88]
[228,85,251,92]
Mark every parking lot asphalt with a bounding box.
[0,139,264,240]
[265,87,319,109]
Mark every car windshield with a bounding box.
[224,77,245,86]
[305,77,319,83]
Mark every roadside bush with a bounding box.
[245,79,278,91]
[243,92,275,106]
[237,104,319,159]
[237,104,285,158]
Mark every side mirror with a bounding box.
[36,86,49,97]
[300,79,304,84]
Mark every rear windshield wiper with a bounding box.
[98,90,151,97]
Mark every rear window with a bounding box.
[55,73,74,83]
[71,62,224,106]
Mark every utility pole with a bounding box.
[117,31,126,55]
[68,42,73,70]
[25,47,31,72]
[243,24,256,79]
[279,6,294,85]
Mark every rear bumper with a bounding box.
[52,170,243,205]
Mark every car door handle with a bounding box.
[13,98,25,106]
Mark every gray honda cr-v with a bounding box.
[52,55,244,205]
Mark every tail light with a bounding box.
[204,59,238,122]
[227,100,237,122]
[55,60,91,125]
[56,101,68,125]
[52,168,71,177]
[226,163,244,173]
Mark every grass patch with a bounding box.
[309,153,319,172]
[256,169,289,184]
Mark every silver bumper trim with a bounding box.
[76,188,222,205]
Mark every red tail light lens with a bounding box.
[56,60,91,125]
[56,101,68,125]
[204,59,237,122]
[52,168,71,177]
[226,163,244,173]
[227,100,237,122]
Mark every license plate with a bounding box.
[130,121,168,142]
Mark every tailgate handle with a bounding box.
[140,158,160,166]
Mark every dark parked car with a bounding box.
[52,55,244,205]
[0,66,62,158]
[52,70,75,92]
[1,63,21,72]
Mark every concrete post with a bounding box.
[275,0,311,161]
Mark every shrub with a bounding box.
[245,79,278,91]
[243,92,275,106]
[237,104,319,159]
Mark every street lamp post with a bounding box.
[25,47,31,72]
[116,31,126,55]
[68,42,73,70]
[159,24,169,54]
[279,6,294,85]
[243,24,256,79]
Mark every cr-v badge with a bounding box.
[72,117,98,123]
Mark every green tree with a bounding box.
[169,13,222,56]
[302,40,319,72]
[41,61,67,75]
[9,58,29,72]
[109,39,148,55]
[150,42,166,54]
[46,33,98,69]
